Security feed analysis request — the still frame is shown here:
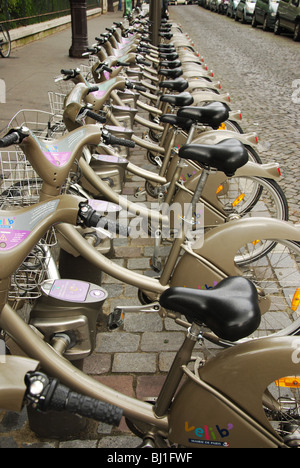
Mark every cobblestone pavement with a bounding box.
[170,5,300,221]
[0,6,300,449]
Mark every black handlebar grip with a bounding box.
[133,84,147,92]
[103,65,113,73]
[66,392,123,426]
[97,217,130,238]
[116,61,129,67]
[61,69,78,77]
[136,57,151,67]
[86,109,106,123]
[108,135,135,148]
[46,383,123,426]
[87,86,100,94]
[0,132,20,148]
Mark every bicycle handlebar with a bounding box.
[85,108,107,124]
[101,128,135,148]
[136,56,151,67]
[125,80,147,93]
[0,131,20,147]
[97,216,130,238]
[0,128,29,147]
[61,68,80,78]
[78,202,130,237]
[25,371,123,426]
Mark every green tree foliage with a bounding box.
[0,0,98,28]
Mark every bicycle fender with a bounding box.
[235,161,281,181]
[197,217,300,276]
[192,130,258,149]
[228,110,242,123]
[192,92,231,105]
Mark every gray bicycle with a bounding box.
[0,23,11,58]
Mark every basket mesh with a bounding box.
[2,110,61,301]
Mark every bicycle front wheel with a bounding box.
[0,24,11,58]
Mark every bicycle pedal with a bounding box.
[108,308,124,331]
[134,187,146,198]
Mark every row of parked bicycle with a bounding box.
[198,0,300,41]
[0,5,300,447]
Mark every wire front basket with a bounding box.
[9,230,58,302]
[48,91,66,118]
[7,108,66,140]
[2,111,60,302]
[0,150,41,208]
[0,150,58,301]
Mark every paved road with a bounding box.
[170,5,300,221]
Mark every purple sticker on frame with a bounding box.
[0,229,31,251]
[43,150,72,167]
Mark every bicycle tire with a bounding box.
[236,239,300,339]
[216,177,289,226]
[264,376,300,447]
[0,24,11,58]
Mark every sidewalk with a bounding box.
[0,11,124,132]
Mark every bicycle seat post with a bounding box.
[189,168,210,226]
[185,122,198,146]
[154,322,202,418]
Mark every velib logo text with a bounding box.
[0,217,15,228]
[185,421,233,447]
[0,79,6,103]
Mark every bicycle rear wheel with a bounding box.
[264,377,300,447]
[0,24,11,58]
[236,239,300,339]
[216,177,289,224]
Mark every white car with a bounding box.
[235,0,257,22]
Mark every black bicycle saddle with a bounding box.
[159,68,183,79]
[179,138,248,177]
[160,114,193,131]
[159,277,261,342]
[160,59,182,69]
[159,52,179,61]
[160,91,194,108]
[177,102,230,129]
[159,78,189,93]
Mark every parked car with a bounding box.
[251,0,280,29]
[210,0,223,10]
[235,0,258,21]
[219,0,230,13]
[227,0,241,16]
[203,0,214,8]
[274,0,300,40]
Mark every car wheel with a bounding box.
[251,13,257,27]
[262,16,269,31]
[274,17,281,35]
[293,23,300,41]
[235,12,239,20]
